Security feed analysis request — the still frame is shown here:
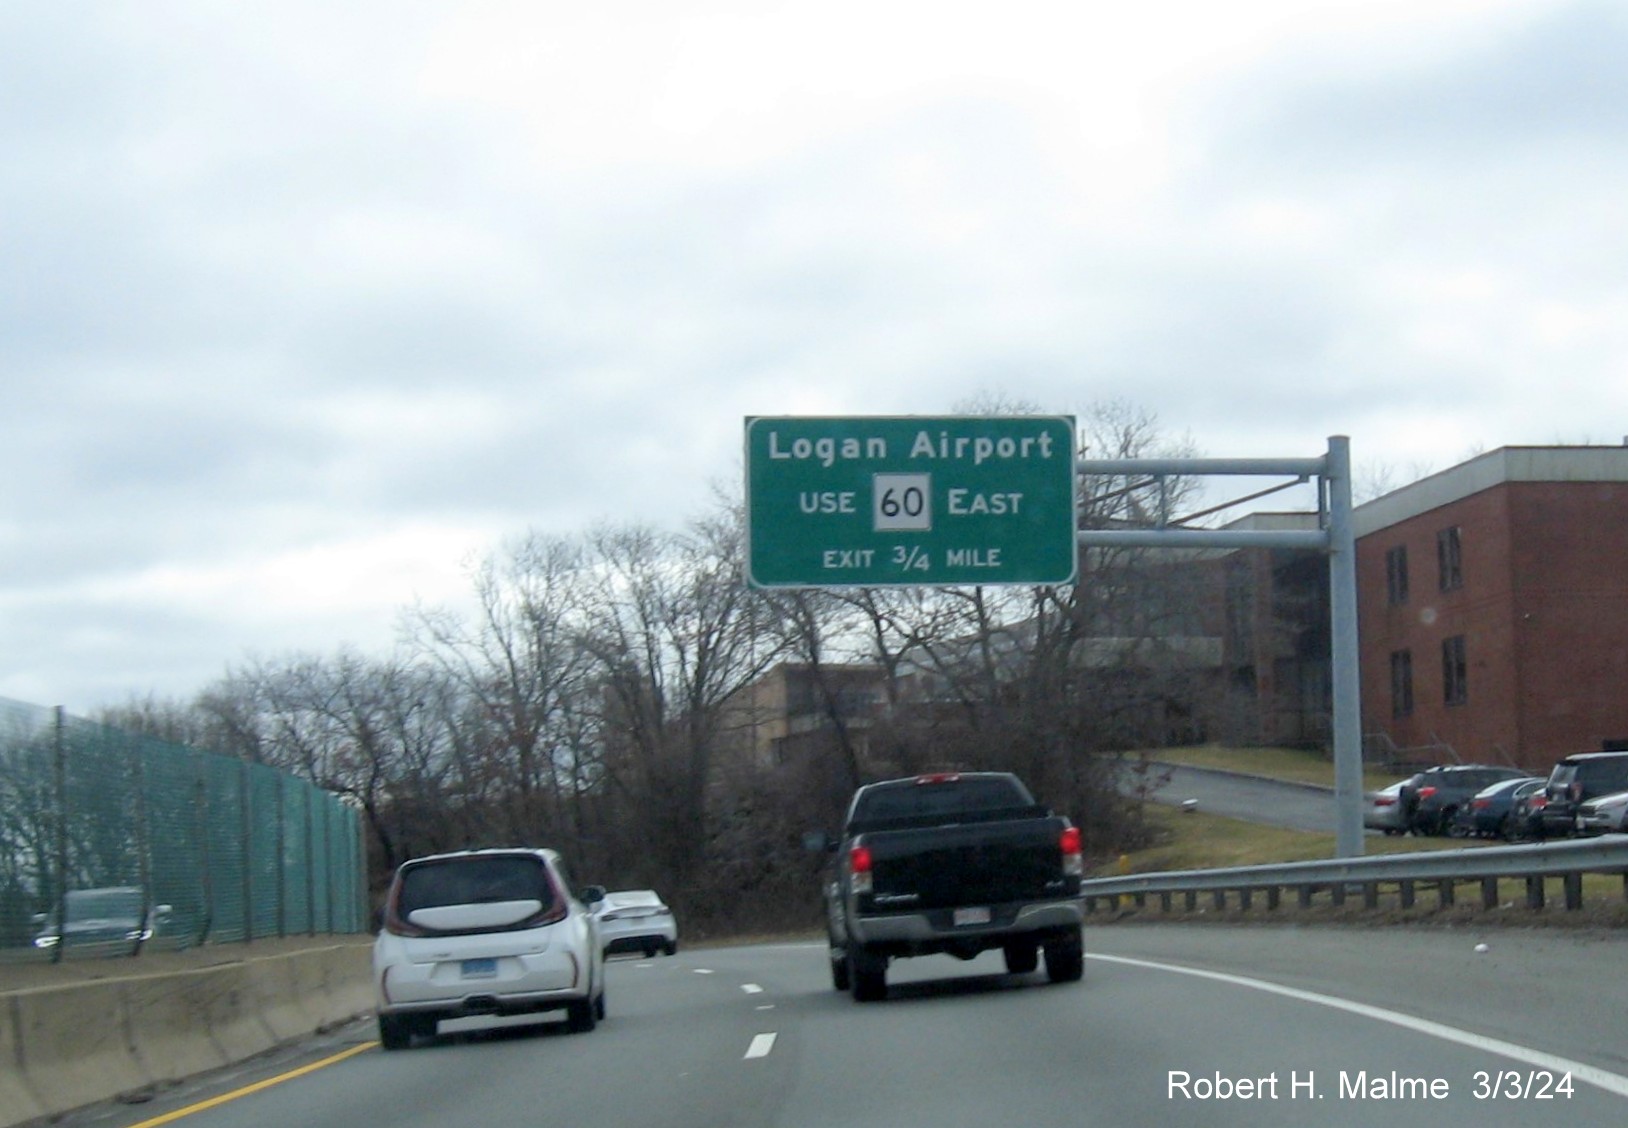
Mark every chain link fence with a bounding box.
[0,696,366,963]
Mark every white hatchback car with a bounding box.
[597,889,679,957]
[373,848,606,1049]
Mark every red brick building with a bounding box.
[1354,446,1628,771]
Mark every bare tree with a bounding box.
[579,505,785,905]
[405,533,600,849]
[197,651,457,877]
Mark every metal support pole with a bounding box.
[1326,436,1365,858]
[240,760,253,944]
[51,707,68,965]
[305,783,317,937]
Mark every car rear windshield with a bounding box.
[848,776,1041,831]
[397,855,558,916]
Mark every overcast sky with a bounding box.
[5,0,1626,714]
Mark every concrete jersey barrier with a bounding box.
[0,943,373,1128]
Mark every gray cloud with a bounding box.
[4,1,1626,712]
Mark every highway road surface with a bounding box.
[60,924,1628,1128]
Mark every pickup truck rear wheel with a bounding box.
[849,949,887,1002]
[1043,932,1084,983]
[829,944,851,991]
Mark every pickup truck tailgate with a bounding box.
[863,816,1072,910]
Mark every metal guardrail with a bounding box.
[1081,837,1628,915]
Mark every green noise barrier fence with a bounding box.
[0,697,366,962]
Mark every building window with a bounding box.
[1442,635,1468,706]
[1385,546,1409,605]
[1390,649,1414,718]
[1437,526,1463,591]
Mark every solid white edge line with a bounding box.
[745,1033,778,1059]
[1087,952,1628,1099]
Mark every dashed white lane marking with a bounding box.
[741,983,764,994]
[744,1033,778,1060]
[755,1005,775,1011]
[693,968,715,975]
[1089,953,1628,1099]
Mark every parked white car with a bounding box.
[1575,789,1628,834]
[597,889,679,957]
[372,848,605,1049]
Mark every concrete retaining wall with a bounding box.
[0,944,372,1128]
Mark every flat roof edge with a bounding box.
[1354,446,1628,536]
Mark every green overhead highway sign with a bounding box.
[745,415,1078,588]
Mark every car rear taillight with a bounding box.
[1060,826,1082,877]
[381,890,429,938]
[1374,796,1396,808]
[1569,782,1583,803]
[1416,786,1438,800]
[1530,794,1548,809]
[850,844,873,895]
[1471,798,1490,811]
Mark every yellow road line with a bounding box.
[127,1040,378,1127]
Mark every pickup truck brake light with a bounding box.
[1060,826,1082,877]
[850,844,873,895]
[915,773,962,784]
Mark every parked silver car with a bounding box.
[1362,781,1409,835]
[372,848,605,1049]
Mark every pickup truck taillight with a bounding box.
[1060,826,1082,877]
[850,844,873,895]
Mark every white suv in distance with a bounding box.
[373,848,606,1049]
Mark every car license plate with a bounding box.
[461,958,498,979]
[953,907,991,927]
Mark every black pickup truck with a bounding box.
[819,771,1084,1002]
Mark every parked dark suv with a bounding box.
[1398,765,1530,836]
[1540,751,1628,838]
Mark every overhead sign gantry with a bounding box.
[745,419,1362,859]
